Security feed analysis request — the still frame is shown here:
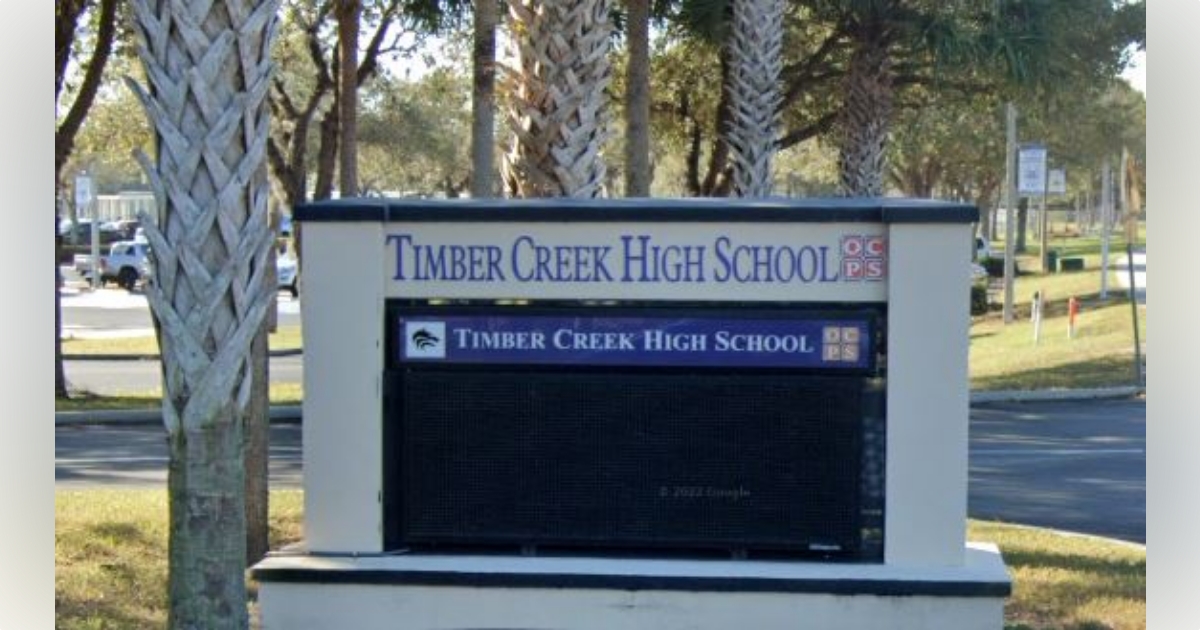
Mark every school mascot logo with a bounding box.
[404,321,446,359]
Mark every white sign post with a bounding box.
[1047,168,1066,195]
[74,174,93,210]
[1019,145,1052,271]
[75,175,100,289]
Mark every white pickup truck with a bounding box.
[74,240,150,290]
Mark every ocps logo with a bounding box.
[840,235,887,282]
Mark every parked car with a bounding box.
[113,219,141,240]
[60,219,124,246]
[277,252,299,297]
[75,240,151,290]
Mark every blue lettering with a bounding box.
[710,237,841,285]
[386,233,506,282]
[820,246,840,282]
[713,236,733,282]
[621,235,653,282]
[513,236,616,282]
[623,235,705,283]
[796,246,818,283]
[512,236,536,281]
[418,244,446,280]
[385,234,414,280]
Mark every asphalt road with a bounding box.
[55,398,1146,544]
[969,397,1145,543]
[55,423,304,488]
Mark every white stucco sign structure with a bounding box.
[253,197,1010,630]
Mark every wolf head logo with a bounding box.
[411,328,440,350]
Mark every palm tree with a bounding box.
[723,0,784,197]
[502,0,614,197]
[833,0,899,197]
[127,0,279,625]
[828,0,1143,197]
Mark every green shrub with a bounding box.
[971,284,989,315]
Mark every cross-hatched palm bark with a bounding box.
[723,0,784,198]
[836,21,894,197]
[127,0,278,626]
[502,0,614,198]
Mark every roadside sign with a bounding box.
[75,175,93,214]
[1048,169,1066,195]
[1018,144,1047,195]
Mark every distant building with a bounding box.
[94,191,155,222]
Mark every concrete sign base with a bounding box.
[255,543,1010,630]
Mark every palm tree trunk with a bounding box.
[128,0,279,625]
[502,0,614,198]
[836,28,893,197]
[623,0,652,197]
[166,419,247,627]
[470,0,498,197]
[723,0,784,197]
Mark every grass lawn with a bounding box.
[55,489,304,629]
[54,489,1144,630]
[973,521,1146,630]
[55,383,304,412]
[971,239,1145,391]
[61,325,303,356]
[971,292,1146,391]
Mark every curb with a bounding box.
[56,404,302,426]
[63,348,303,361]
[969,386,1143,404]
[973,520,1145,550]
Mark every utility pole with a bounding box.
[1100,156,1112,300]
[1120,146,1133,242]
[1039,175,1049,272]
[1002,103,1018,324]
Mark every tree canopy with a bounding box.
[63,0,1144,204]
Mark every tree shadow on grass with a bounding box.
[1002,547,1145,576]
[1000,546,1144,630]
[973,355,1141,392]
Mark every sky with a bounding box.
[1122,47,1147,95]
